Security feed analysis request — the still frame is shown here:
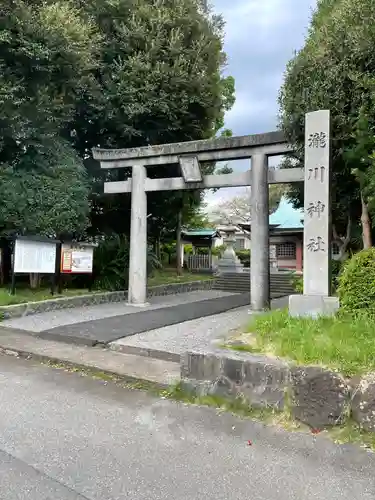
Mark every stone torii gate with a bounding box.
[92,110,336,314]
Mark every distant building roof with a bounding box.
[269,196,304,230]
[181,228,221,238]
[238,196,303,233]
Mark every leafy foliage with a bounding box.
[93,234,161,290]
[0,0,98,237]
[93,234,130,290]
[0,138,89,237]
[69,0,235,237]
[0,0,235,296]
[235,249,250,267]
[290,272,303,294]
[0,0,235,262]
[0,0,99,162]
[337,248,375,313]
[279,0,375,245]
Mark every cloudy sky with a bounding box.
[205,0,317,208]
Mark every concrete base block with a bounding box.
[289,294,339,318]
[126,302,150,308]
[217,262,244,274]
[180,352,222,381]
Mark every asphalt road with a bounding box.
[0,356,374,500]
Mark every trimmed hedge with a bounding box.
[338,248,375,313]
[236,249,250,267]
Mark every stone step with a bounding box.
[213,279,295,287]
[213,273,295,296]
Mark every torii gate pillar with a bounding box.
[128,164,148,305]
[251,153,270,311]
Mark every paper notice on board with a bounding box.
[61,245,93,274]
[14,239,56,274]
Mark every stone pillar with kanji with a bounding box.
[289,110,339,317]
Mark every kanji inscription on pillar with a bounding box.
[303,110,331,296]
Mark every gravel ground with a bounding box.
[2,290,235,333]
[110,305,252,355]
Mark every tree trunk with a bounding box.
[332,216,352,261]
[361,192,372,249]
[154,237,161,261]
[29,273,41,289]
[176,210,182,276]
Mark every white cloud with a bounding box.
[204,0,316,205]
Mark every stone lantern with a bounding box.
[217,226,244,274]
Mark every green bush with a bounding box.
[331,259,343,291]
[93,234,161,290]
[212,245,226,256]
[195,245,225,256]
[183,244,193,255]
[290,272,303,293]
[337,248,375,313]
[236,249,250,267]
[196,247,209,255]
[160,242,177,265]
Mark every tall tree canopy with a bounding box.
[0,0,234,240]
[0,0,97,236]
[69,0,235,237]
[0,0,99,161]
[279,0,375,251]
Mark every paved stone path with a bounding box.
[110,296,289,361]
[2,290,234,332]
[1,290,248,346]
[110,305,252,361]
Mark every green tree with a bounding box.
[0,0,235,248]
[68,0,235,237]
[0,0,99,162]
[0,0,97,236]
[0,138,89,237]
[279,0,375,250]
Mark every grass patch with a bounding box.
[0,269,211,306]
[147,268,211,287]
[226,308,375,376]
[0,287,94,306]
[327,420,375,450]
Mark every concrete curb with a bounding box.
[0,280,214,320]
[109,344,180,363]
[0,329,180,389]
[0,345,173,390]
[180,348,355,429]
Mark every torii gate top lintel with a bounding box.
[92,130,290,168]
